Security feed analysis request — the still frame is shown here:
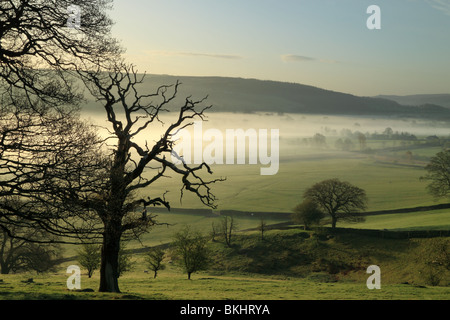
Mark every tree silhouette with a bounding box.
[0,0,120,244]
[171,226,210,280]
[421,150,450,199]
[76,62,223,292]
[303,179,367,228]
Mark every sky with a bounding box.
[108,0,450,97]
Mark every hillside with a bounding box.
[82,74,450,120]
[376,94,450,109]
[207,227,450,287]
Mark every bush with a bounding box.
[292,200,324,230]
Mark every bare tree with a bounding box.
[221,215,237,247]
[0,0,120,242]
[304,179,367,229]
[145,247,166,279]
[210,221,220,242]
[0,101,108,244]
[0,0,120,106]
[258,218,267,240]
[0,1,221,293]
[76,63,224,292]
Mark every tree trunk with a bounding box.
[187,272,192,280]
[0,264,10,275]
[331,216,337,229]
[98,223,122,293]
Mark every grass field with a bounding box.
[144,154,443,213]
[0,272,448,300]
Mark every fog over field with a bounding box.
[82,110,450,156]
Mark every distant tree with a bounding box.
[405,151,413,162]
[0,226,62,274]
[383,127,393,138]
[292,199,325,230]
[117,242,135,278]
[335,138,354,151]
[210,221,220,242]
[171,226,209,280]
[312,133,327,148]
[77,244,101,278]
[258,218,267,240]
[221,216,237,247]
[335,138,344,150]
[421,150,450,199]
[357,133,367,150]
[145,247,166,279]
[304,179,368,229]
[343,138,354,151]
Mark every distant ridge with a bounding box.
[82,74,450,120]
[376,94,450,109]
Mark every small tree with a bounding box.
[210,222,220,242]
[172,226,209,280]
[145,247,166,279]
[258,218,267,240]
[421,150,450,199]
[292,199,325,230]
[221,216,237,247]
[77,244,101,278]
[117,242,135,278]
[304,179,368,229]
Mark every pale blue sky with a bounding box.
[108,0,450,96]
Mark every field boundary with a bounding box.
[362,203,450,216]
[151,202,450,218]
[312,226,450,239]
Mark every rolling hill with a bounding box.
[376,94,450,109]
[82,74,450,120]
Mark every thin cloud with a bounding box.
[281,54,315,62]
[178,52,243,60]
[281,54,339,64]
[426,0,450,16]
[146,50,244,60]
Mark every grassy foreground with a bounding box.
[1,228,449,300]
[0,272,447,300]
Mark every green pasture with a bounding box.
[143,155,442,213]
[339,209,450,231]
